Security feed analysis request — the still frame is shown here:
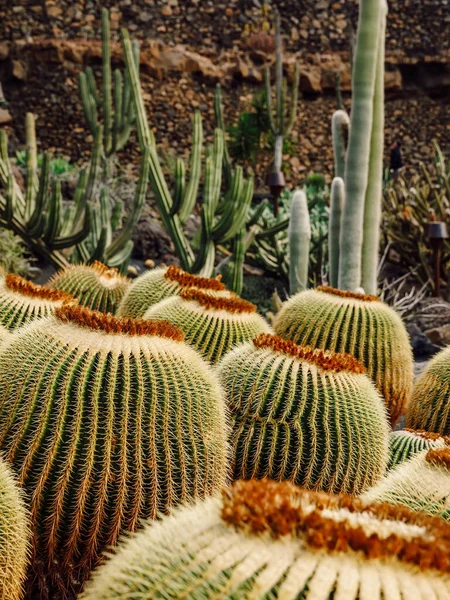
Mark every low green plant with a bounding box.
[14,151,75,176]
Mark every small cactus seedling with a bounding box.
[144,289,272,364]
[363,447,450,521]
[117,265,229,318]
[48,261,130,314]
[0,456,30,600]
[81,478,450,600]
[407,345,450,435]
[0,305,229,598]
[389,428,450,470]
[0,273,75,331]
[274,285,414,426]
[218,333,389,494]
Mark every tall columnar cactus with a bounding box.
[122,31,253,286]
[81,479,450,600]
[117,265,229,319]
[389,429,450,470]
[0,274,74,331]
[274,286,414,427]
[363,447,450,521]
[0,305,229,598]
[144,290,272,364]
[288,190,310,294]
[0,456,30,600]
[338,0,387,292]
[328,177,345,288]
[79,8,140,159]
[331,110,349,179]
[48,261,130,314]
[218,334,389,494]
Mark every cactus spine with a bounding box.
[0,305,229,598]
[0,456,30,600]
[144,290,272,364]
[117,265,229,319]
[274,286,414,427]
[363,447,450,521]
[388,429,450,470]
[331,110,349,179]
[407,345,450,435]
[288,190,310,294]
[218,334,388,494]
[81,479,450,600]
[48,261,130,314]
[328,177,345,288]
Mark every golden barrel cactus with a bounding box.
[389,428,450,469]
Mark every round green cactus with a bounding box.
[0,456,30,600]
[0,305,229,598]
[274,285,414,426]
[81,478,450,600]
[389,428,450,470]
[48,261,130,314]
[0,274,75,331]
[363,447,450,521]
[117,265,229,318]
[144,289,272,364]
[217,333,389,494]
[407,345,450,435]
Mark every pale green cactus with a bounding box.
[288,190,310,294]
[328,177,345,288]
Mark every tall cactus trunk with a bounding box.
[329,177,345,289]
[338,0,384,292]
[361,1,387,295]
[332,110,350,180]
[288,190,310,294]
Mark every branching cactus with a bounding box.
[81,479,450,600]
[117,265,230,319]
[0,274,75,331]
[274,286,414,427]
[48,261,130,314]
[0,305,229,598]
[144,290,272,364]
[0,456,30,600]
[218,334,389,494]
[389,429,450,470]
[79,8,139,159]
[407,345,450,435]
[288,190,310,294]
[363,447,450,521]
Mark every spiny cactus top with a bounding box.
[407,345,450,435]
[117,265,230,318]
[0,273,75,331]
[363,446,450,522]
[81,478,450,600]
[274,285,414,427]
[217,333,389,494]
[0,304,229,599]
[389,428,450,470]
[144,288,272,364]
[0,456,30,600]
[48,261,130,314]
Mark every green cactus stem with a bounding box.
[331,110,350,180]
[288,190,310,294]
[328,177,345,288]
[388,429,450,470]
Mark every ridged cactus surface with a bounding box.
[274,285,413,426]
[144,289,272,364]
[363,447,450,521]
[0,456,30,600]
[407,345,450,435]
[389,428,450,470]
[0,274,74,331]
[81,479,450,600]
[0,305,228,598]
[218,334,389,494]
[48,261,130,314]
[117,265,228,318]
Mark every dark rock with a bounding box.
[406,322,441,359]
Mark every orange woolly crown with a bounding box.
[317,285,379,303]
[426,447,450,470]
[252,334,366,375]
[180,288,256,314]
[222,479,450,573]
[55,305,184,340]
[164,265,225,291]
[5,274,74,303]
[403,428,450,444]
